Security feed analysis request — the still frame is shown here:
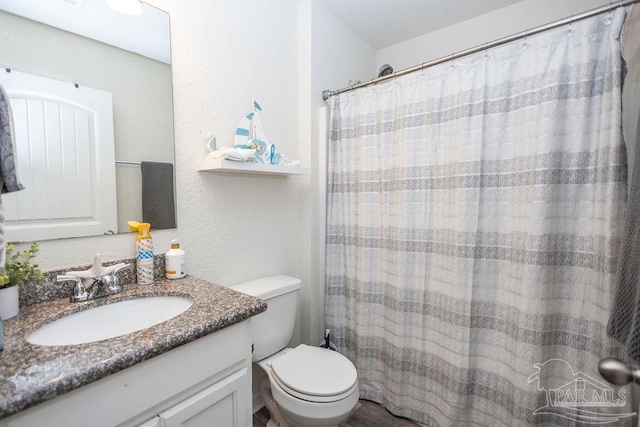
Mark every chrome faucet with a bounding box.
[56,255,132,302]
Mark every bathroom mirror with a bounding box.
[0,0,175,241]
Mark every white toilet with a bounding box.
[231,275,359,427]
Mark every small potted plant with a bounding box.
[0,243,45,320]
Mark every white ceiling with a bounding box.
[0,0,170,64]
[316,0,526,50]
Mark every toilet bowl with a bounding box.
[259,345,359,426]
[231,275,359,427]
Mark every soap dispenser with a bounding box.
[136,223,154,285]
[165,239,186,279]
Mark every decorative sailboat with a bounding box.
[234,100,279,164]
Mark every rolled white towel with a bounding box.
[206,147,256,162]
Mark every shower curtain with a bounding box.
[326,8,631,427]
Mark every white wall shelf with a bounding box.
[197,158,310,176]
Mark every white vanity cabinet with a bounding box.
[1,321,253,427]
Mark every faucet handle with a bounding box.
[104,263,132,293]
[57,274,89,302]
[112,263,132,276]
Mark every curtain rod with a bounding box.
[322,0,637,101]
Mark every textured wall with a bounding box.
[152,0,308,290]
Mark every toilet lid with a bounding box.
[271,344,357,397]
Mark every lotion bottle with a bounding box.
[165,239,186,279]
[136,223,155,285]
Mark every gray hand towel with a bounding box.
[607,109,640,362]
[141,161,176,230]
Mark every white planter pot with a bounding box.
[0,285,19,320]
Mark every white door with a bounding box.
[0,69,117,241]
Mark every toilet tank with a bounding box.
[230,275,301,361]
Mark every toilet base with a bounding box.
[264,415,342,427]
[258,369,358,427]
[270,382,359,427]
[265,418,339,427]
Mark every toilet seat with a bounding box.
[270,344,358,403]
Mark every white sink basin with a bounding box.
[27,296,193,346]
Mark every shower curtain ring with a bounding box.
[567,16,574,37]
[605,3,614,24]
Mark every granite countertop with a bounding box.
[0,276,267,419]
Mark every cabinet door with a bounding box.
[159,368,249,427]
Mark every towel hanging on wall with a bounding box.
[141,161,176,230]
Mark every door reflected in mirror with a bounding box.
[0,0,175,241]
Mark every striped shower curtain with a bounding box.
[326,8,631,426]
